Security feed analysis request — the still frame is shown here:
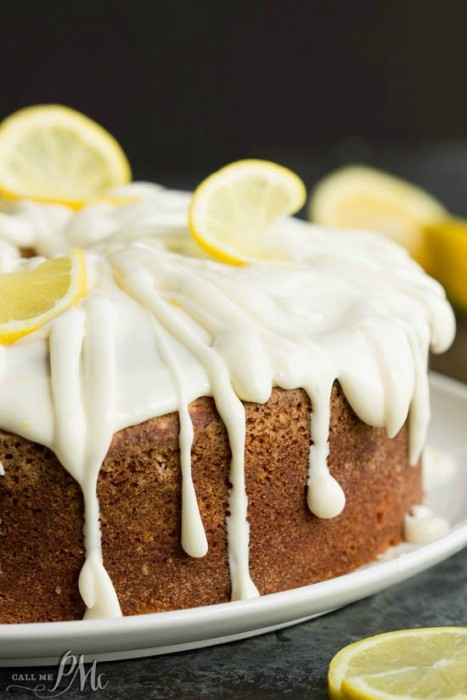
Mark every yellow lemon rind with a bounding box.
[424,217,467,313]
[0,104,132,209]
[328,627,467,700]
[0,249,87,344]
[189,159,307,265]
[309,165,447,227]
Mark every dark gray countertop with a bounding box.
[1,147,466,699]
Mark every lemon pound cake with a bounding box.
[0,107,456,624]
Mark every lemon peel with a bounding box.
[424,217,467,313]
[0,104,131,209]
[328,627,467,700]
[188,159,307,265]
[308,165,447,266]
[0,249,87,343]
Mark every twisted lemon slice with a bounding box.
[189,159,307,264]
[0,105,131,208]
[0,249,87,343]
[328,627,467,700]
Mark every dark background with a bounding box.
[2,1,467,199]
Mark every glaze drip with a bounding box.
[0,183,456,617]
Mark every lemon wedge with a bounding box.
[424,217,467,313]
[328,627,467,700]
[308,165,447,265]
[0,105,131,209]
[0,249,87,343]
[188,159,307,265]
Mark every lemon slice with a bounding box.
[188,159,307,264]
[0,249,87,343]
[424,217,467,312]
[308,165,447,265]
[328,627,467,700]
[0,105,131,208]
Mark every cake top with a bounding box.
[0,105,456,619]
[0,180,455,453]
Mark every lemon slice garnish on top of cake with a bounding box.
[0,104,132,209]
[328,627,467,700]
[188,159,307,264]
[0,249,87,344]
[308,165,447,266]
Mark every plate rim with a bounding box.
[1,371,467,663]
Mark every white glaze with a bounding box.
[0,183,456,617]
[404,505,450,543]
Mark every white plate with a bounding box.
[1,372,467,667]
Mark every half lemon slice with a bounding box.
[308,165,447,265]
[328,627,467,700]
[188,159,307,264]
[0,249,87,343]
[0,104,131,209]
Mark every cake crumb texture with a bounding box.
[0,434,85,623]
[0,384,421,623]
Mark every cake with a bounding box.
[0,177,456,624]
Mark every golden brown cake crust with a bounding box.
[0,384,422,623]
[0,435,85,623]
